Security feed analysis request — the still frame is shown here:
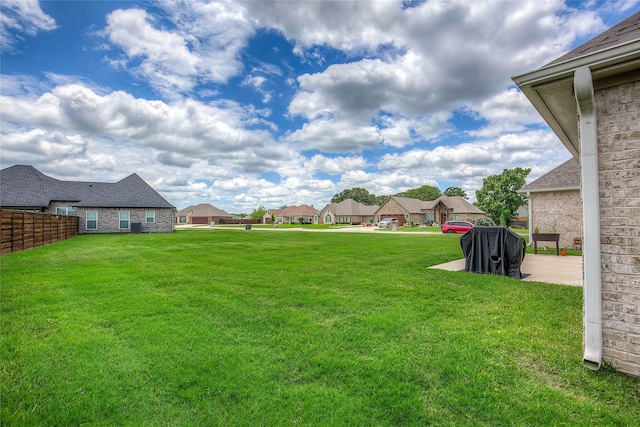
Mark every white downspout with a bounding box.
[527,192,533,246]
[574,66,602,370]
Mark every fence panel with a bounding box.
[0,210,79,255]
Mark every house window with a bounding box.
[325,215,331,223]
[86,211,97,230]
[146,211,155,223]
[179,216,186,224]
[119,211,130,229]
[56,207,77,216]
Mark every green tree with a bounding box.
[443,186,467,199]
[396,184,441,201]
[250,205,267,220]
[474,167,531,225]
[331,188,378,205]
[373,195,389,206]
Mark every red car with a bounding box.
[442,220,474,234]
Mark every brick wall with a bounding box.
[529,190,583,249]
[376,199,413,223]
[595,72,640,376]
[77,208,174,233]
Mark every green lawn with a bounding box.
[1,230,637,426]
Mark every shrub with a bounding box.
[474,217,496,226]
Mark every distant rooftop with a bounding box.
[520,158,581,193]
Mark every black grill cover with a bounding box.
[460,227,526,279]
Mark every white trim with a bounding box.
[574,66,602,370]
[86,210,98,230]
[512,40,640,86]
[119,210,130,229]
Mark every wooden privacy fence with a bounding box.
[0,210,79,255]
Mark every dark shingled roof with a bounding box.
[547,11,640,66]
[1,165,174,209]
[519,158,581,193]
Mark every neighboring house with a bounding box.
[513,11,640,376]
[375,195,485,226]
[519,158,583,249]
[0,165,175,233]
[176,203,233,225]
[375,196,428,225]
[509,204,529,229]
[423,195,486,225]
[264,205,320,224]
[319,199,379,225]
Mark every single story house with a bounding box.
[0,165,176,233]
[519,158,583,249]
[423,195,486,225]
[375,195,485,226]
[513,11,640,376]
[176,203,232,225]
[264,205,320,224]
[319,199,379,225]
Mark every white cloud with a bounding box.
[284,118,382,153]
[0,0,56,53]
[104,2,253,97]
[305,154,367,175]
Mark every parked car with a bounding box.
[378,218,398,228]
[442,220,474,234]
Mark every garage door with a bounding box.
[191,216,209,224]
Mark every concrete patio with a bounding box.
[429,254,583,287]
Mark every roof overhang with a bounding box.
[512,39,640,158]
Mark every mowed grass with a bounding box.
[1,230,638,426]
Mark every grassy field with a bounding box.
[1,230,637,426]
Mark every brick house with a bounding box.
[519,158,583,249]
[513,12,640,376]
[176,203,233,225]
[264,205,320,224]
[375,195,485,226]
[0,165,176,233]
[319,199,379,225]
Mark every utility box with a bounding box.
[131,222,142,234]
[460,227,525,279]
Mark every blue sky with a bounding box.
[1,0,638,212]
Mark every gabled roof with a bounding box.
[321,199,379,216]
[281,204,319,217]
[519,158,581,193]
[0,165,174,209]
[387,196,428,213]
[176,203,232,217]
[424,195,485,214]
[512,11,640,158]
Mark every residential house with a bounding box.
[423,195,486,225]
[319,199,379,225]
[264,205,320,224]
[376,195,485,226]
[375,196,427,225]
[513,11,640,376]
[519,158,583,249]
[0,165,175,233]
[176,203,232,225]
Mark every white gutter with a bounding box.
[574,66,602,370]
[526,191,533,246]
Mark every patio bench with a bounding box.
[532,233,560,255]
